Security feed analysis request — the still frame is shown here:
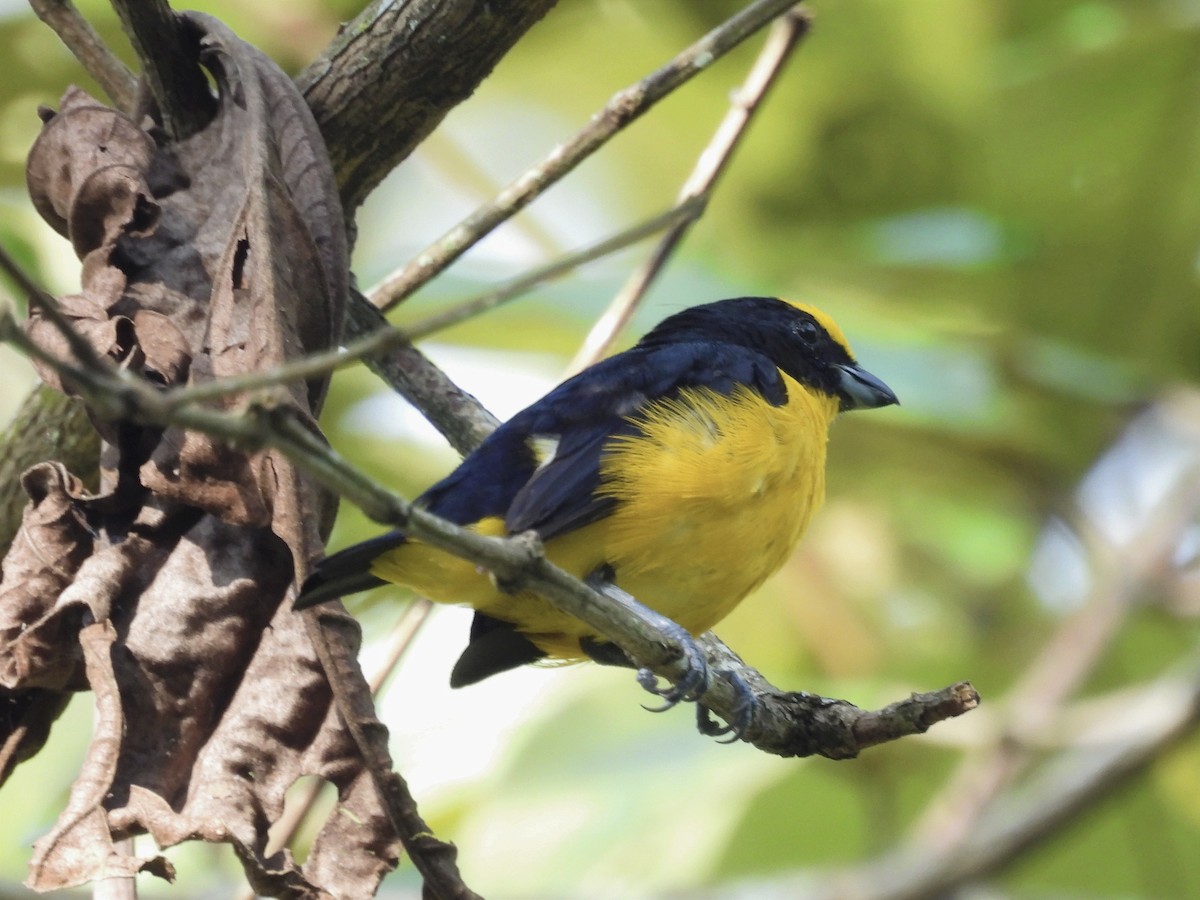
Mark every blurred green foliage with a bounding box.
[2,0,1199,897]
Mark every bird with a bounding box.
[295,296,897,691]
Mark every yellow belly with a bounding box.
[370,377,838,661]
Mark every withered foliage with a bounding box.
[0,13,401,897]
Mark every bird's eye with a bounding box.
[795,319,820,342]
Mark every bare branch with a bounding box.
[28,0,137,110]
[0,243,111,374]
[392,200,702,342]
[145,201,700,418]
[371,0,806,311]
[908,471,1200,850]
[802,657,1200,900]
[568,9,811,373]
[344,294,499,457]
[693,633,977,758]
[92,837,136,900]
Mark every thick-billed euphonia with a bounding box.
[296,296,897,688]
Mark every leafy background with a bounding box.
[1,0,1198,896]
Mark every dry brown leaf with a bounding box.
[3,12,399,898]
[0,464,93,783]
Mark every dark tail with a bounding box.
[294,531,407,609]
[450,613,546,687]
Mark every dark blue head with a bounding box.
[637,296,898,411]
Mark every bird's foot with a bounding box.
[695,670,758,743]
[580,568,710,712]
[635,620,711,712]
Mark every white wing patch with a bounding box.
[527,434,561,471]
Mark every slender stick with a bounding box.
[28,0,137,111]
[370,0,805,312]
[1,243,110,374]
[146,204,695,413]
[387,201,701,343]
[908,482,1200,852]
[342,296,500,457]
[567,9,812,374]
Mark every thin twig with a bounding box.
[0,243,111,375]
[28,0,137,111]
[0,244,61,312]
[299,609,477,899]
[145,203,698,414]
[370,0,805,312]
[366,601,435,694]
[908,475,1200,852]
[92,837,137,900]
[109,0,213,140]
[343,293,500,457]
[704,652,1200,900]
[567,9,811,374]
[158,328,395,411]
[389,201,702,342]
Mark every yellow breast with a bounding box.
[371,374,839,661]
[583,376,836,632]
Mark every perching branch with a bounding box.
[0,292,977,759]
[692,633,978,758]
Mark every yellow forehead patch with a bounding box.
[780,299,853,355]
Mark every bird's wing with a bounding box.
[503,341,786,541]
[416,425,540,525]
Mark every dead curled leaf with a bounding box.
[2,12,400,897]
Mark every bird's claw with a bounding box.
[695,671,757,742]
[581,569,712,712]
[636,625,710,711]
[631,635,759,744]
